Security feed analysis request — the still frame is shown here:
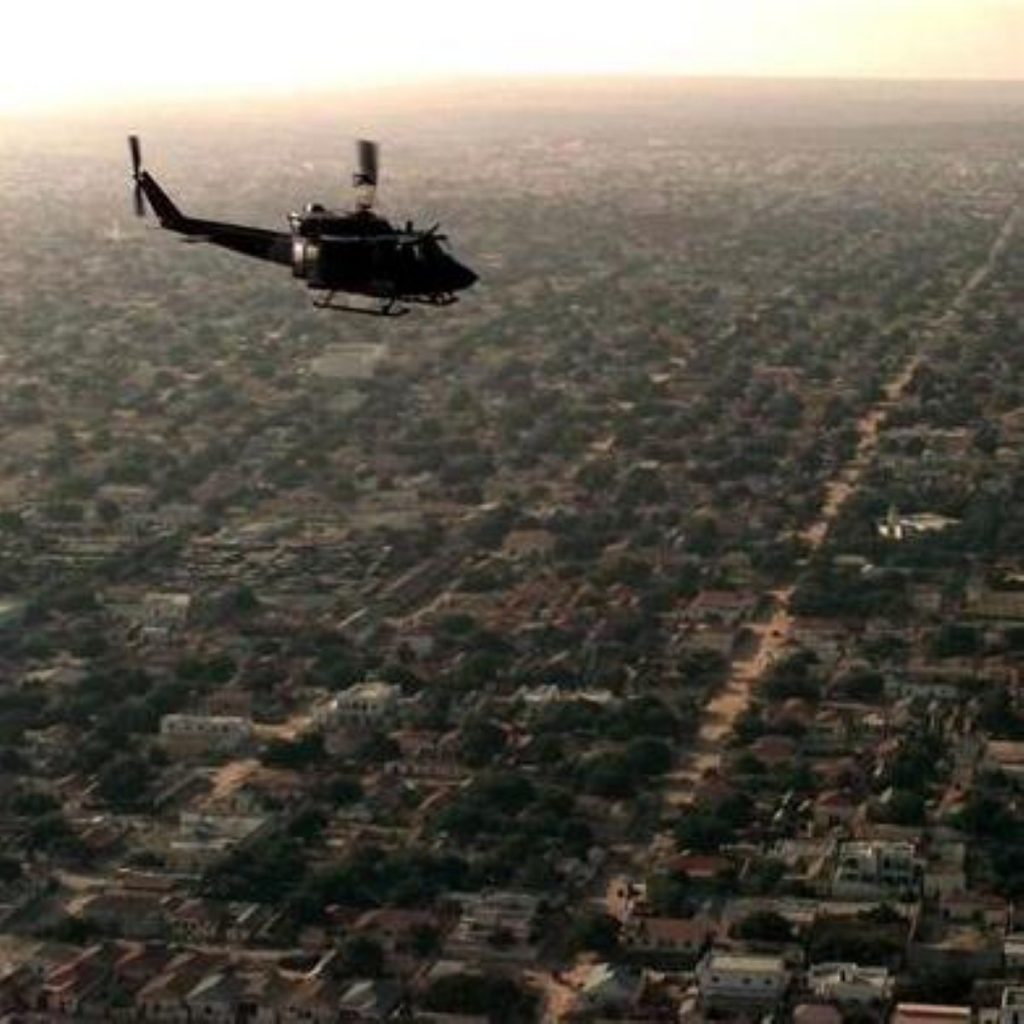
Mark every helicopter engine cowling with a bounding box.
[291,237,321,283]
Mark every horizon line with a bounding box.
[6,70,1024,123]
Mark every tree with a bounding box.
[732,910,794,944]
[423,973,536,1024]
[0,855,23,883]
[646,872,693,916]
[581,752,636,799]
[97,755,153,809]
[675,809,735,852]
[567,911,621,956]
[410,923,441,959]
[261,733,325,771]
[624,737,673,777]
[458,719,507,768]
[884,789,926,826]
[340,937,385,978]
[931,624,981,659]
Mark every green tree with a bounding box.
[97,754,153,809]
[732,910,794,943]
[341,937,385,978]
[567,911,621,956]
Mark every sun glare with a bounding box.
[1,0,1021,115]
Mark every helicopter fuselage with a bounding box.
[289,208,476,300]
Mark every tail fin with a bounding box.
[138,171,190,231]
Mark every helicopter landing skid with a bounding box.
[405,292,458,307]
[312,293,409,317]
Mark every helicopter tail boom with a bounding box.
[137,171,191,231]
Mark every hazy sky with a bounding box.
[3,0,1022,114]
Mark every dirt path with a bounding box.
[663,202,1021,808]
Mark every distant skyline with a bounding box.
[3,0,1022,115]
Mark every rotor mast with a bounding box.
[353,139,379,213]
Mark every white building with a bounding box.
[141,592,192,629]
[696,952,790,1007]
[1000,988,1024,1024]
[316,681,400,730]
[1005,935,1024,972]
[808,963,895,1007]
[832,841,921,899]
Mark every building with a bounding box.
[160,714,252,759]
[316,681,400,731]
[999,988,1024,1024]
[832,841,921,900]
[696,952,790,1008]
[807,963,894,1007]
[622,915,717,962]
[446,890,540,960]
[892,1004,972,1024]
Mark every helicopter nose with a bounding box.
[447,259,478,292]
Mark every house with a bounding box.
[279,975,348,1024]
[502,529,556,561]
[924,842,968,900]
[622,915,717,962]
[693,771,739,810]
[338,979,404,1022]
[696,952,790,1008]
[831,841,921,900]
[39,945,113,1018]
[807,962,894,1007]
[138,592,193,642]
[684,589,760,629]
[390,731,463,780]
[445,891,540,961]
[167,812,268,871]
[982,741,1024,782]
[69,891,167,940]
[790,619,851,668]
[793,1003,844,1024]
[748,734,799,768]
[939,892,1009,930]
[184,969,243,1024]
[352,908,444,959]
[203,686,254,719]
[885,676,962,703]
[683,626,737,658]
[135,952,228,1024]
[225,903,282,946]
[813,791,860,833]
[1005,935,1024,971]
[908,922,1003,977]
[892,1004,972,1024]
[166,898,224,945]
[664,853,734,885]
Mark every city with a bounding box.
[0,79,1023,1022]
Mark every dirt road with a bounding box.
[664,202,1021,807]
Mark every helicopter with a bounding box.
[128,136,477,316]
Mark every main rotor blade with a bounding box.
[128,135,142,178]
